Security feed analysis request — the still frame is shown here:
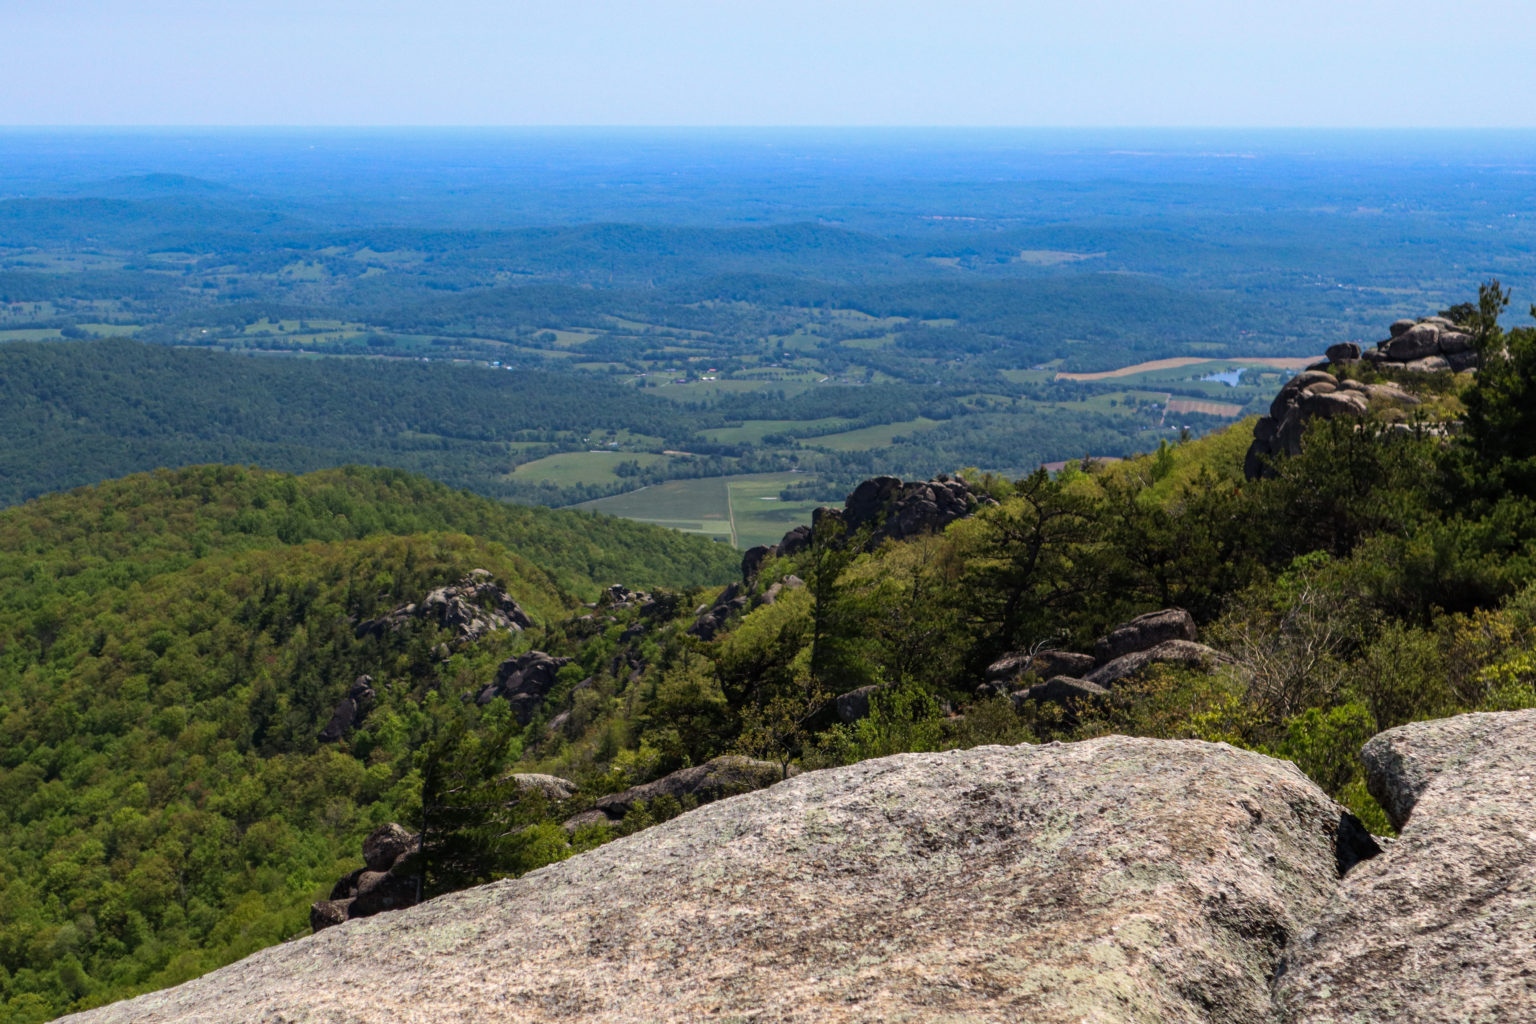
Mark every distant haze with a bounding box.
[4,0,1535,127]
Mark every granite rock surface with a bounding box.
[61,736,1365,1024]
[1275,710,1536,1024]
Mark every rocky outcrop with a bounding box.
[310,823,421,932]
[1361,315,1478,371]
[1013,675,1108,708]
[1085,638,1229,688]
[314,776,579,933]
[743,475,995,579]
[508,772,578,803]
[361,822,416,870]
[689,575,802,639]
[1243,372,1424,479]
[835,474,993,542]
[563,755,791,830]
[834,683,882,723]
[474,651,572,722]
[1092,607,1197,664]
[687,580,749,639]
[986,648,1097,683]
[594,583,649,612]
[1276,710,1536,1022]
[1244,314,1469,479]
[1011,607,1217,708]
[356,569,533,645]
[67,736,1375,1024]
[317,674,376,743]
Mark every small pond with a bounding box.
[1200,368,1245,387]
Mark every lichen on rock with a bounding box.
[61,735,1370,1024]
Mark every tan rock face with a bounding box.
[1275,710,1536,1024]
[61,737,1361,1024]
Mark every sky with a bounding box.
[3,0,1533,127]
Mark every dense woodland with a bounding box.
[0,338,1173,509]
[3,287,1536,1021]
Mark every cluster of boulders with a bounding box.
[560,755,791,833]
[1243,370,1422,478]
[355,569,532,645]
[568,584,688,640]
[989,608,1228,710]
[309,823,421,933]
[474,650,572,722]
[741,475,994,581]
[1243,314,1474,480]
[317,675,376,744]
[1343,314,1479,374]
[687,573,803,640]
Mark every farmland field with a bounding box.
[576,472,820,549]
[700,418,846,444]
[806,417,942,451]
[1167,398,1245,418]
[1055,356,1321,381]
[510,451,669,487]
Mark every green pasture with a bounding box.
[700,417,846,444]
[76,323,140,336]
[1055,390,1171,414]
[838,334,900,350]
[1000,368,1058,385]
[805,417,942,452]
[275,261,327,281]
[826,309,908,329]
[576,472,817,548]
[0,301,61,322]
[770,331,824,352]
[510,450,670,487]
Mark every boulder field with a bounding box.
[60,711,1536,1024]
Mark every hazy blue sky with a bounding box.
[4,0,1531,127]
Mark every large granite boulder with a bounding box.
[1246,371,1374,478]
[747,476,996,577]
[575,755,791,828]
[508,773,578,803]
[986,648,1097,682]
[834,683,882,724]
[475,651,572,722]
[1012,675,1109,709]
[62,736,1373,1024]
[1085,639,1229,688]
[361,822,416,871]
[1092,607,1198,665]
[1383,322,1442,361]
[1276,710,1536,1023]
[317,675,376,743]
[741,543,776,581]
[312,822,422,933]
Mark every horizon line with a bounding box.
[5,124,1536,132]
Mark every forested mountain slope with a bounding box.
[10,293,1536,1022]
[0,465,738,1021]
